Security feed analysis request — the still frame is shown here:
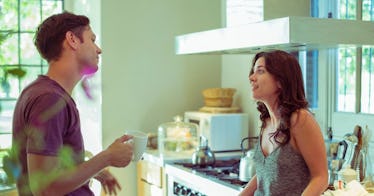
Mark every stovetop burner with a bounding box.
[173,158,247,187]
[175,159,240,169]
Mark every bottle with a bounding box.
[327,127,333,141]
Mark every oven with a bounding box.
[165,156,246,196]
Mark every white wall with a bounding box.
[64,0,103,195]
[221,55,260,136]
[101,1,221,196]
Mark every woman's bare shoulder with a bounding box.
[290,108,314,126]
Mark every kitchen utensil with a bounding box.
[362,125,373,190]
[239,137,257,182]
[342,133,358,169]
[328,140,348,186]
[329,140,348,161]
[338,140,348,168]
[351,125,364,181]
[192,135,215,167]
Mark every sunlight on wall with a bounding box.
[65,0,102,195]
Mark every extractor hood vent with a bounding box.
[175,16,374,55]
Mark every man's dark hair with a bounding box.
[34,11,90,62]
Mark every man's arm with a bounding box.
[27,135,133,196]
[94,169,122,195]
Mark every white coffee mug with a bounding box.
[125,130,148,162]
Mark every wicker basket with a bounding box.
[202,88,236,107]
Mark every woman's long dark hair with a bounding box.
[250,50,309,145]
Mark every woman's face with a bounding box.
[249,57,280,103]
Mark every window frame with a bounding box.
[326,0,374,137]
[0,0,64,138]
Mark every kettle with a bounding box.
[192,135,215,167]
[239,137,257,182]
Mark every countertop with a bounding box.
[142,148,243,166]
[0,167,16,195]
[0,183,16,194]
[141,148,194,166]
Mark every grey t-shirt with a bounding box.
[253,139,310,196]
[12,75,93,196]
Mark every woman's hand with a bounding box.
[95,169,121,195]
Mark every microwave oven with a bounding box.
[184,111,249,152]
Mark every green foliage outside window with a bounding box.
[0,0,63,100]
[336,0,374,113]
[0,0,63,135]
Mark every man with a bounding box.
[11,11,133,195]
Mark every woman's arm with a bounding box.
[239,174,257,196]
[291,109,328,196]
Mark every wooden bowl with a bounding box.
[202,88,236,107]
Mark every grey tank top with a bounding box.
[253,139,310,196]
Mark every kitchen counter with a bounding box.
[0,164,17,196]
[142,149,245,195]
[165,160,242,195]
[137,149,195,196]
[143,148,242,166]
[141,148,195,167]
[164,151,244,196]
[0,184,17,196]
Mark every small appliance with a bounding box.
[184,111,249,152]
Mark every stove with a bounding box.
[165,156,247,196]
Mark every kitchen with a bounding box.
[106,0,374,194]
[1,0,374,195]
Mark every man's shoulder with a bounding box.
[25,75,56,90]
[21,76,66,99]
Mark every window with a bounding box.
[361,0,374,113]
[335,0,374,114]
[0,0,64,149]
[361,46,374,113]
[291,51,319,109]
[307,0,374,137]
[337,47,356,112]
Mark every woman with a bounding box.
[239,50,328,196]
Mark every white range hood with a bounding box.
[175,16,374,55]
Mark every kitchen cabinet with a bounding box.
[137,160,166,196]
